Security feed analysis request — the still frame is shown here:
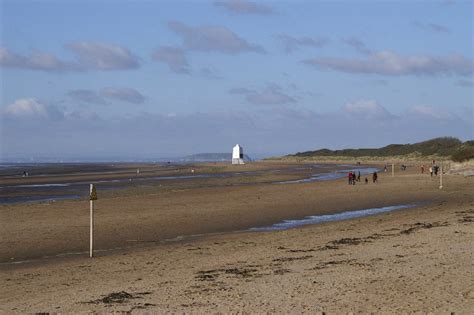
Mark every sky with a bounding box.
[0,0,473,160]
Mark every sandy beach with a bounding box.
[0,162,473,313]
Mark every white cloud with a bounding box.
[303,50,474,76]
[1,41,140,72]
[342,37,371,54]
[68,89,107,105]
[230,84,296,105]
[100,87,145,104]
[214,0,275,15]
[168,21,265,54]
[66,41,140,70]
[343,100,394,120]
[151,46,190,74]
[278,34,329,53]
[0,47,73,71]
[407,105,456,120]
[3,98,64,120]
[412,21,451,34]
[68,87,145,104]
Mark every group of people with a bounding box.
[347,171,360,185]
[421,160,441,177]
[348,171,378,185]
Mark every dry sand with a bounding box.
[0,162,473,313]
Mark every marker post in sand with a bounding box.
[89,184,98,258]
[439,165,443,189]
[392,163,394,177]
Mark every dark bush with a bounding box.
[451,145,474,162]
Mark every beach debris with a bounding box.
[455,209,474,223]
[330,237,366,246]
[273,268,292,275]
[101,291,134,303]
[195,267,260,281]
[310,259,367,270]
[400,222,449,235]
[273,255,313,263]
[287,248,316,253]
[86,291,152,304]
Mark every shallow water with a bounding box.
[248,204,416,232]
[275,167,379,184]
[0,194,82,205]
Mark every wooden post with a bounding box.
[90,184,94,258]
[392,163,394,177]
[439,165,443,189]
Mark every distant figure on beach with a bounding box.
[357,171,361,182]
[348,172,353,185]
[421,165,425,174]
[22,171,27,177]
[372,172,378,183]
[434,165,439,176]
[365,177,369,184]
[384,165,387,172]
[429,166,433,177]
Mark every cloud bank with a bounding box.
[2,98,471,158]
[0,42,140,72]
[303,50,474,76]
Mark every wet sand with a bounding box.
[1,161,350,204]
[0,162,473,313]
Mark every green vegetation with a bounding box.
[451,142,474,162]
[289,137,473,161]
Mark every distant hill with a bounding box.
[289,137,474,162]
[181,153,252,162]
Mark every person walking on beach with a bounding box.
[365,177,369,184]
[429,166,433,177]
[372,171,378,183]
[348,172,353,185]
[357,171,361,182]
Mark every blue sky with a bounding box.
[0,0,473,160]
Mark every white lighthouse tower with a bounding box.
[232,144,245,165]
